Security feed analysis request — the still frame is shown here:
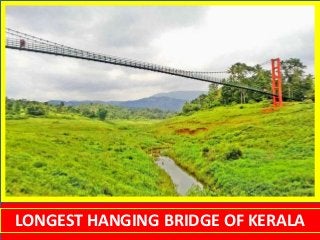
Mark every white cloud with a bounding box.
[6,6,314,101]
[152,6,314,70]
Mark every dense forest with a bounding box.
[182,58,314,114]
[5,99,174,120]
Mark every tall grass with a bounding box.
[6,102,314,196]
[6,118,176,196]
[153,102,314,196]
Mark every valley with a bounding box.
[5,101,314,197]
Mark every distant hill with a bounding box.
[152,91,206,101]
[108,96,186,112]
[47,100,106,106]
[48,90,206,112]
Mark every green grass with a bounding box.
[6,102,314,196]
[152,102,314,196]
[6,118,175,196]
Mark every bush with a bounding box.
[225,147,242,160]
[27,105,46,116]
[33,161,47,168]
[303,99,313,104]
[97,108,108,121]
[260,99,271,107]
[182,102,201,114]
[202,147,209,153]
[82,109,96,118]
[202,147,210,156]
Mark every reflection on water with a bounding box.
[156,156,203,195]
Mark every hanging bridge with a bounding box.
[5,28,281,100]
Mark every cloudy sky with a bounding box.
[6,6,314,101]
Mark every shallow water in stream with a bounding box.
[156,156,203,195]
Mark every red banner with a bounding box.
[1,202,320,239]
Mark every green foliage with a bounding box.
[220,63,271,105]
[6,102,314,196]
[82,109,96,118]
[281,58,313,101]
[97,108,108,121]
[154,102,314,196]
[181,58,314,114]
[26,105,46,116]
[5,97,314,197]
[182,102,200,114]
[6,118,176,196]
[225,147,242,160]
[6,99,174,120]
[182,84,221,114]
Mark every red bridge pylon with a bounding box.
[271,58,283,107]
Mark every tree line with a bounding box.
[6,99,174,120]
[182,58,314,114]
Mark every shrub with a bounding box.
[27,105,46,116]
[303,99,313,104]
[202,147,209,153]
[82,109,96,118]
[202,147,210,156]
[33,161,47,168]
[260,99,271,107]
[225,147,242,160]
[97,108,108,121]
[182,102,201,114]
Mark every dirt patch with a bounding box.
[261,107,280,114]
[175,127,208,135]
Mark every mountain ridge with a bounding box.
[48,90,206,111]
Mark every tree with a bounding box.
[82,109,96,118]
[282,58,306,83]
[57,101,65,113]
[223,63,253,104]
[182,102,200,114]
[304,74,315,101]
[13,101,21,114]
[180,58,313,115]
[281,58,311,101]
[207,84,222,106]
[27,105,46,116]
[97,108,107,121]
[6,98,13,112]
[246,64,271,102]
[220,80,242,104]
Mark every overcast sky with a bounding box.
[6,6,314,101]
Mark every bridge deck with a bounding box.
[6,28,275,97]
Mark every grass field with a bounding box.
[153,102,314,196]
[6,102,314,196]
[6,118,176,196]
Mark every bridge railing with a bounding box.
[6,28,275,96]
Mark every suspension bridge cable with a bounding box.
[6,28,279,97]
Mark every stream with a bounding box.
[156,156,203,196]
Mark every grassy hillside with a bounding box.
[6,118,175,196]
[153,102,314,196]
[6,102,314,196]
